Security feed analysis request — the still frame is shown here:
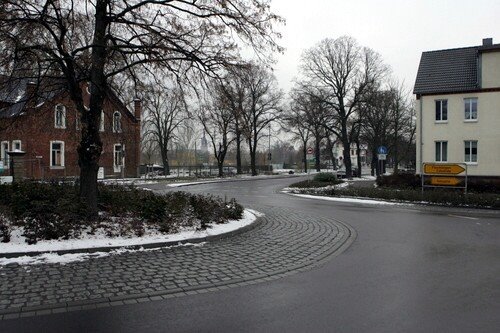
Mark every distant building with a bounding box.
[0,78,141,180]
[414,38,500,178]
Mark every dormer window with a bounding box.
[113,111,122,133]
[55,104,66,129]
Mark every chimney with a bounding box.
[133,98,141,121]
[482,38,493,47]
[25,81,37,108]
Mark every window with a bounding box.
[12,140,21,151]
[113,111,122,133]
[54,104,66,129]
[50,141,65,168]
[1,141,9,165]
[99,111,105,132]
[113,144,124,172]
[464,98,477,121]
[435,141,448,162]
[464,141,477,163]
[435,100,448,122]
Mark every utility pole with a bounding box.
[268,123,272,172]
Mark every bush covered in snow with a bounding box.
[0,182,244,244]
[289,173,343,189]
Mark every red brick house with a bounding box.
[0,78,141,180]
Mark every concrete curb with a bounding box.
[160,174,303,189]
[0,213,265,259]
[283,191,500,215]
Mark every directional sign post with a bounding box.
[422,162,468,194]
[377,146,388,155]
[377,146,388,176]
[430,177,463,186]
[424,164,466,175]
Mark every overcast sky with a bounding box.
[269,0,500,94]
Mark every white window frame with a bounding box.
[435,141,448,162]
[464,140,478,164]
[50,141,65,168]
[12,140,22,151]
[54,104,66,129]
[99,110,105,132]
[113,144,124,173]
[464,98,478,122]
[1,141,9,165]
[112,111,122,133]
[435,100,448,123]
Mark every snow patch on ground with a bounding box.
[0,243,206,266]
[347,176,376,181]
[282,182,348,193]
[0,209,261,261]
[288,193,409,206]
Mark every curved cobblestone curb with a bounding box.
[163,174,302,189]
[0,209,356,320]
[283,191,500,216]
[0,213,264,259]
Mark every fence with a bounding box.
[141,164,274,178]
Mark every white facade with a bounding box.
[416,44,500,177]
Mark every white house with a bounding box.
[414,38,500,178]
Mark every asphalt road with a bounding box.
[2,177,499,332]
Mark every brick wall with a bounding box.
[0,87,141,180]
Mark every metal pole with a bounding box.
[268,123,271,172]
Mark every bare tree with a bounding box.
[387,81,414,173]
[299,37,387,178]
[198,81,235,177]
[0,0,283,214]
[240,63,283,176]
[281,98,311,172]
[215,66,249,175]
[144,83,188,175]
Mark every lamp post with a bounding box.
[267,123,272,172]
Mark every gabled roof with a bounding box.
[414,42,500,95]
[0,76,136,121]
[413,46,479,95]
[0,76,66,118]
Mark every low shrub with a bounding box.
[0,182,244,244]
[377,173,421,189]
[0,215,11,243]
[289,178,343,189]
[296,186,500,209]
[313,172,338,182]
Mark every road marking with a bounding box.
[448,214,478,220]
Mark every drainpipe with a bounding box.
[419,95,423,175]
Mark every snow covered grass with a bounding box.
[288,193,408,206]
[284,185,500,209]
[0,209,262,265]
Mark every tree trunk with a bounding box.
[218,161,223,177]
[79,162,99,213]
[340,119,352,178]
[356,140,362,178]
[249,139,257,176]
[302,145,307,173]
[79,0,108,217]
[161,150,170,175]
[315,134,321,172]
[236,133,242,174]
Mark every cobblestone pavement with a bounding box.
[0,205,354,318]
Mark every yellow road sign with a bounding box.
[430,177,462,186]
[424,163,466,175]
